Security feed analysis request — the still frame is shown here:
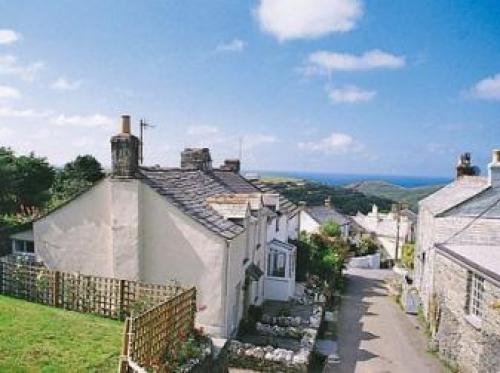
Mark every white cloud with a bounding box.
[0,55,44,81]
[187,125,219,136]
[215,39,246,53]
[469,73,500,101]
[304,49,405,75]
[0,29,21,45]
[0,106,52,118]
[51,77,82,91]
[328,85,376,103]
[50,113,114,127]
[0,85,21,99]
[298,132,363,154]
[255,0,363,41]
[243,134,278,150]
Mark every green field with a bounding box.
[0,295,123,372]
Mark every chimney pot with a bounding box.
[324,196,331,208]
[492,149,500,164]
[121,115,131,134]
[111,115,139,178]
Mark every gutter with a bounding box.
[435,243,500,287]
[222,239,230,338]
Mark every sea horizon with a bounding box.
[252,170,452,188]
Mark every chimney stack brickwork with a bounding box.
[222,159,241,173]
[111,115,140,178]
[180,148,213,172]
[489,149,500,186]
[456,152,476,179]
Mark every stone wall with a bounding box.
[434,253,500,373]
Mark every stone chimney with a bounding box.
[324,196,331,208]
[111,115,140,178]
[221,159,241,173]
[488,149,500,186]
[456,152,476,179]
[180,148,213,172]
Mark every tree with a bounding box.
[0,148,55,214]
[320,220,341,238]
[63,155,104,183]
[48,155,104,209]
[0,147,18,214]
[15,153,55,210]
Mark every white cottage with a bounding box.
[300,198,351,238]
[13,116,297,338]
[353,204,416,259]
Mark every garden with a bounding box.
[0,295,122,371]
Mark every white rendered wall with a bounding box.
[139,184,229,337]
[34,179,114,277]
[299,210,320,234]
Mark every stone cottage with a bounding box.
[10,115,298,338]
[415,152,500,372]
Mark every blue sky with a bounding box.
[0,0,499,177]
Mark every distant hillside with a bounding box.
[260,180,394,216]
[347,180,444,211]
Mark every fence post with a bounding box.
[118,318,131,373]
[0,261,3,295]
[53,271,60,308]
[119,279,125,319]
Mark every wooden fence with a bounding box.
[0,260,185,320]
[120,287,197,373]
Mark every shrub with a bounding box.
[401,243,415,270]
[357,237,378,256]
[320,220,341,238]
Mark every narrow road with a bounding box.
[326,268,444,373]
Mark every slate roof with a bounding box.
[140,167,261,239]
[249,181,298,215]
[269,239,296,252]
[441,186,500,218]
[419,176,489,216]
[306,206,350,226]
[436,243,500,284]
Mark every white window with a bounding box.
[267,249,286,278]
[467,272,485,319]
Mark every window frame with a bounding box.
[11,239,35,255]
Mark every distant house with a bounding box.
[300,197,351,238]
[352,204,416,259]
[9,115,298,339]
[415,152,500,372]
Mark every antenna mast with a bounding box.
[139,119,154,164]
[238,136,243,161]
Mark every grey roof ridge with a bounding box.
[436,185,492,217]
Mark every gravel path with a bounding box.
[325,268,444,373]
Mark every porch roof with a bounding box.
[269,239,296,252]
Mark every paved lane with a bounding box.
[326,268,444,373]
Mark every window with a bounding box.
[275,217,280,232]
[467,271,485,319]
[12,239,35,255]
[267,249,286,277]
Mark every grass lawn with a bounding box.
[0,295,123,372]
